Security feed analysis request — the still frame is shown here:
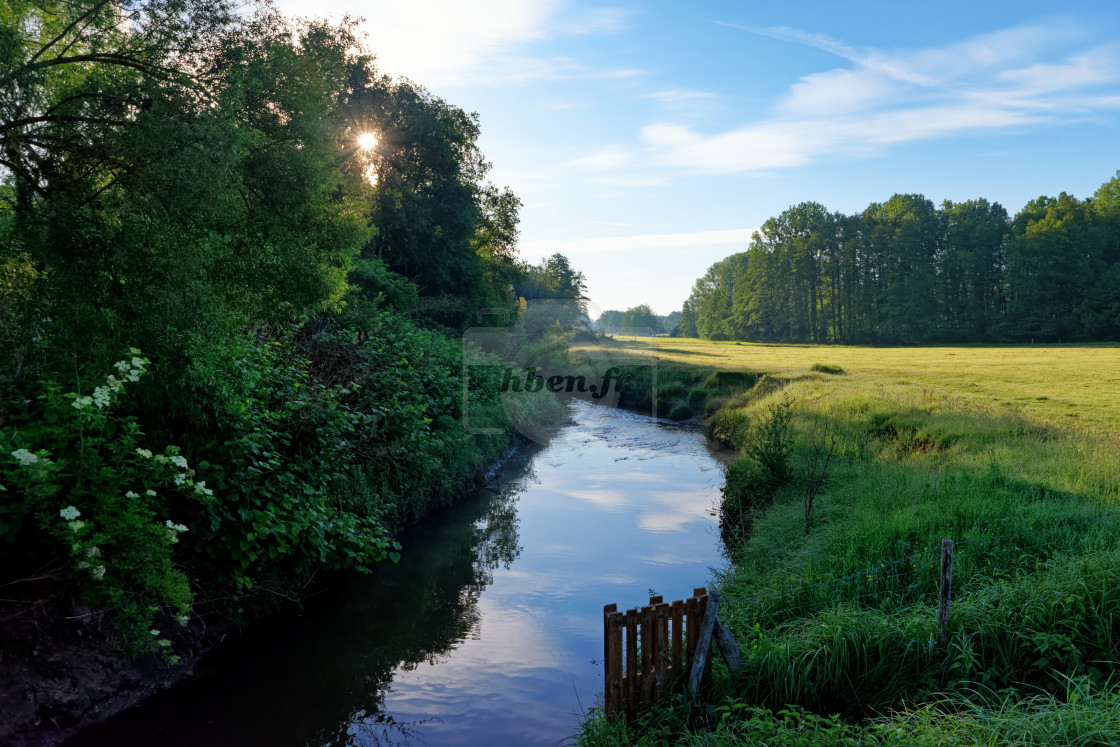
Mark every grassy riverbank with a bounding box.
[576,338,1120,745]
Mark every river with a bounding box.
[67,400,728,746]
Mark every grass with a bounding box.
[574,337,1120,746]
[576,337,1120,432]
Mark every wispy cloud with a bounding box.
[639,23,1120,175]
[520,228,757,255]
[717,22,935,86]
[639,89,718,104]
[275,0,637,87]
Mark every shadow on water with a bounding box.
[68,451,537,747]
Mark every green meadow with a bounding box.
[577,338,1120,746]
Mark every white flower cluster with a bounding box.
[72,544,106,580]
[138,447,213,499]
[59,505,81,521]
[71,349,149,411]
[12,448,39,466]
[165,520,188,543]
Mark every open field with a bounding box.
[577,337,1120,746]
[579,337,1120,431]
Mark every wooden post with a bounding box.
[640,604,654,709]
[603,604,618,713]
[654,602,669,701]
[688,590,720,693]
[670,600,684,676]
[938,538,954,647]
[625,608,638,719]
[714,620,743,675]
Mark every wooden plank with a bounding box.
[938,538,954,647]
[609,612,624,712]
[625,608,638,720]
[714,619,743,675]
[671,599,685,676]
[685,596,698,665]
[654,602,669,701]
[688,590,720,693]
[604,604,617,713]
[640,605,653,710]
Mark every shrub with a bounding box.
[703,370,758,391]
[0,351,201,656]
[688,388,708,412]
[810,363,844,375]
[746,395,795,488]
[705,407,752,450]
[669,404,694,421]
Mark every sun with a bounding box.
[357,132,377,149]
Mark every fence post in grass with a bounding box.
[713,619,743,675]
[688,590,719,693]
[938,538,954,647]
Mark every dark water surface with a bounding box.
[68,401,727,746]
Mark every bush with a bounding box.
[705,407,752,450]
[703,370,758,391]
[746,395,795,488]
[810,363,844,375]
[0,351,200,656]
[688,388,708,411]
[669,404,694,421]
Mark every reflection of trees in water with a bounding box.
[308,468,529,747]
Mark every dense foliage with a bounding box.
[678,179,1120,343]
[0,0,569,657]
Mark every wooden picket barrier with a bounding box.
[603,587,708,718]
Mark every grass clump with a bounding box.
[810,363,844,374]
[668,404,694,421]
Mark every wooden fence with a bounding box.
[602,587,708,718]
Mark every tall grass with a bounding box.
[577,340,1120,746]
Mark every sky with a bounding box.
[277,0,1120,317]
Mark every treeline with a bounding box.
[0,0,582,658]
[596,306,680,336]
[678,176,1120,343]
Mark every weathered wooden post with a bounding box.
[688,590,720,693]
[714,619,743,675]
[937,538,954,647]
[624,607,638,719]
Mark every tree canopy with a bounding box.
[678,174,1120,344]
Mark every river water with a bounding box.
[68,401,728,746]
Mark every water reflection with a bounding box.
[69,460,533,747]
[68,402,727,747]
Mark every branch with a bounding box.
[27,0,116,65]
[0,114,132,135]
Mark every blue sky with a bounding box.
[279,0,1120,317]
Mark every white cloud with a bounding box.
[565,145,631,171]
[639,89,718,104]
[640,23,1120,176]
[520,228,757,255]
[274,0,635,87]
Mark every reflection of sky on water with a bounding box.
[378,400,727,745]
[66,400,726,747]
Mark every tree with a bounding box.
[1,0,241,211]
[621,304,659,335]
[349,72,522,326]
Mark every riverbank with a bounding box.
[57,400,726,746]
[0,429,545,747]
[577,338,1120,745]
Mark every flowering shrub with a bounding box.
[0,350,205,656]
